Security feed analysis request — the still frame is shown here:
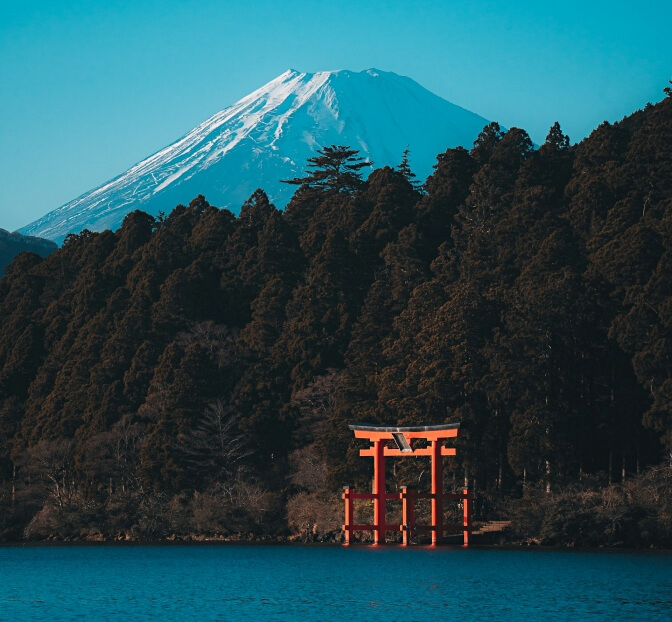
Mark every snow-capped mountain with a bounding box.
[20,69,489,244]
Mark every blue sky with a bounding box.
[1,0,670,232]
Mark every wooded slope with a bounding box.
[0,94,670,540]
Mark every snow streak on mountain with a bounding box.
[20,69,490,243]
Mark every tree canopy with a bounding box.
[0,91,671,544]
[282,145,371,194]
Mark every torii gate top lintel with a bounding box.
[349,422,460,454]
[348,422,461,434]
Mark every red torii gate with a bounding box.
[342,422,471,546]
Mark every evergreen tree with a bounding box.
[470,121,504,166]
[396,148,422,191]
[282,145,371,194]
[415,147,478,260]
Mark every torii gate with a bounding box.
[342,422,471,546]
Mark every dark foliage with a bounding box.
[0,229,57,276]
[1,92,671,543]
[281,145,371,194]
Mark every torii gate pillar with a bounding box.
[431,438,443,546]
[372,439,386,545]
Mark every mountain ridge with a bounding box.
[0,228,57,275]
[19,69,490,244]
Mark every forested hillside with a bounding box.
[0,229,56,276]
[0,93,670,543]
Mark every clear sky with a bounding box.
[1,0,670,232]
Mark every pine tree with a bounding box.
[396,148,422,191]
[470,121,504,166]
[282,145,371,194]
[416,147,478,260]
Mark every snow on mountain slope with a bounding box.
[19,69,489,244]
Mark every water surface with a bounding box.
[1,544,670,621]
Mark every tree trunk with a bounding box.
[11,464,16,513]
[497,450,503,498]
[545,459,551,494]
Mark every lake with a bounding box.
[1,544,670,621]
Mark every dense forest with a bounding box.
[0,91,670,545]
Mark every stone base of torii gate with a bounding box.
[342,423,471,546]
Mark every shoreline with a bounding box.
[1,537,670,552]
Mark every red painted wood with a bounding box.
[343,424,468,546]
[401,487,415,546]
[463,487,471,547]
[373,439,386,545]
[431,439,443,546]
[342,486,353,545]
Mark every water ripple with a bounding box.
[0,545,670,621]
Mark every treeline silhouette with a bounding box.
[0,229,56,276]
[0,93,670,543]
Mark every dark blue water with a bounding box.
[1,544,670,621]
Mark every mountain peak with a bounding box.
[20,69,490,244]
